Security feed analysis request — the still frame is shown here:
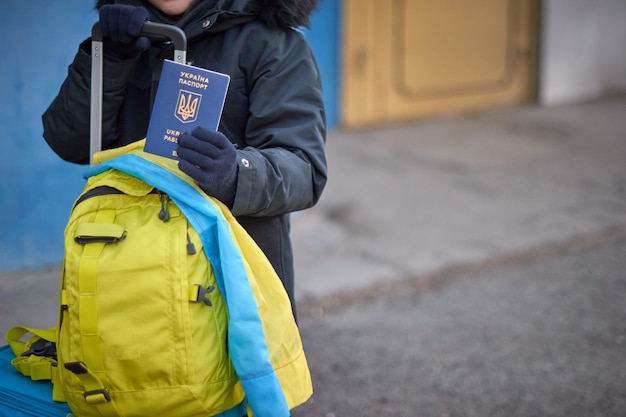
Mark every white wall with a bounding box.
[540,0,626,105]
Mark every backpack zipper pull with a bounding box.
[186,232,197,255]
[158,192,170,222]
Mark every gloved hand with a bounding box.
[177,127,239,206]
[99,5,150,59]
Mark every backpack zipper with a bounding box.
[75,186,197,254]
[158,192,171,222]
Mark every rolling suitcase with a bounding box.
[0,21,186,417]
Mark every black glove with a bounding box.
[177,127,239,206]
[99,5,150,59]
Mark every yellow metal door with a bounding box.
[342,0,539,128]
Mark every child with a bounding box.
[43,0,327,318]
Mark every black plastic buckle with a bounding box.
[75,231,127,244]
[196,285,215,306]
[21,339,57,360]
[84,389,111,402]
[64,361,88,375]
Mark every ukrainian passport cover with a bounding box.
[144,59,230,160]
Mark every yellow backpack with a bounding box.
[7,143,311,417]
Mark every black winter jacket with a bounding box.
[42,0,327,314]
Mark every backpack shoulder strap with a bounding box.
[6,326,58,382]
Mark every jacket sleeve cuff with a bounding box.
[230,149,267,217]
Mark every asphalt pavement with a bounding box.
[292,227,626,417]
[289,95,626,416]
[1,95,626,416]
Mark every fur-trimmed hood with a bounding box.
[95,0,319,30]
[251,0,319,29]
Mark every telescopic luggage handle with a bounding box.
[90,21,187,166]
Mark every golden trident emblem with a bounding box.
[175,90,202,123]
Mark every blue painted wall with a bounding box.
[0,1,97,272]
[305,0,340,128]
[0,1,339,273]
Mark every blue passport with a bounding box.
[144,60,230,160]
